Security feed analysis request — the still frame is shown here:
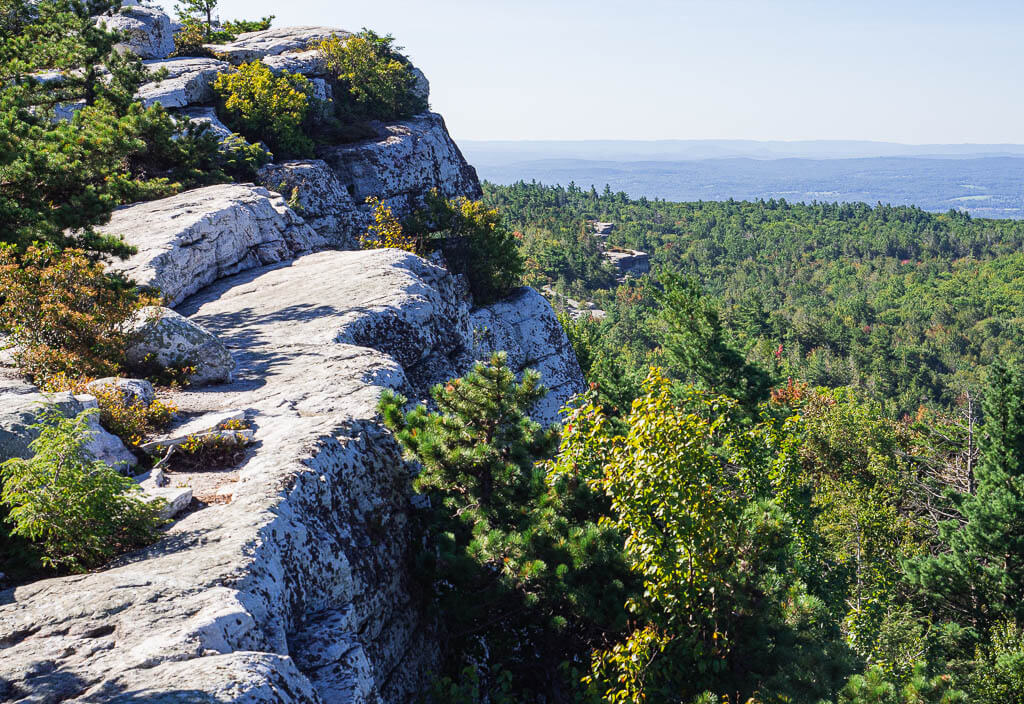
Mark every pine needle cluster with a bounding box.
[378,353,632,699]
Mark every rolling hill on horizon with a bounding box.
[462,140,1024,218]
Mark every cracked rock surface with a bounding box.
[471,287,586,425]
[0,249,586,703]
[0,249,469,703]
[102,184,325,307]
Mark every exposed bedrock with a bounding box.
[471,287,587,425]
[0,250,470,703]
[96,5,174,60]
[0,245,586,702]
[204,27,350,66]
[102,184,325,307]
[316,113,482,221]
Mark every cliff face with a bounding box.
[0,15,584,704]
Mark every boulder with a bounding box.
[470,287,586,425]
[102,183,325,306]
[206,26,348,65]
[135,469,193,518]
[85,377,157,407]
[410,67,430,104]
[0,391,137,471]
[257,159,361,248]
[136,57,232,109]
[96,5,174,60]
[262,49,328,77]
[593,221,615,236]
[604,248,651,279]
[178,105,234,143]
[318,113,482,222]
[125,306,236,386]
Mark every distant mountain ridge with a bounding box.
[463,139,1024,163]
[462,141,1024,219]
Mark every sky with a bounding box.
[159,0,1024,144]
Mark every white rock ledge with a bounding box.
[0,249,473,702]
[103,184,325,307]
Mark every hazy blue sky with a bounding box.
[162,0,1023,144]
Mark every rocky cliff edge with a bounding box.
[0,13,583,704]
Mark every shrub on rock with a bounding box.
[85,378,176,447]
[1,407,166,572]
[360,196,418,252]
[317,29,428,121]
[0,246,146,385]
[1,0,245,256]
[411,190,524,305]
[125,306,235,387]
[213,61,315,158]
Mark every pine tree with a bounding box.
[655,270,773,410]
[0,0,245,256]
[380,352,556,515]
[905,359,1024,636]
[379,354,631,699]
[175,0,217,35]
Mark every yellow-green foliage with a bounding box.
[550,370,851,703]
[413,191,524,304]
[213,62,314,158]
[317,30,427,121]
[0,408,166,572]
[171,17,210,57]
[90,385,176,448]
[360,196,418,252]
[40,375,178,447]
[0,246,149,385]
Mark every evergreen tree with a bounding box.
[0,0,247,256]
[175,0,217,34]
[655,270,773,410]
[905,359,1024,636]
[380,352,556,513]
[379,354,630,699]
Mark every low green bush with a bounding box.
[218,16,274,35]
[411,191,524,304]
[1,407,166,572]
[132,105,270,183]
[317,29,427,122]
[213,61,315,158]
[359,190,524,303]
[359,196,419,252]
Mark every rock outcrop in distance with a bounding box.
[0,10,584,704]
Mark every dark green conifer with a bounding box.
[905,359,1024,635]
[0,0,256,256]
[655,270,773,410]
[379,353,630,699]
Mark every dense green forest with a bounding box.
[366,180,1024,703]
[485,181,1024,416]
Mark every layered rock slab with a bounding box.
[137,57,232,109]
[102,184,324,307]
[0,249,474,703]
[257,113,480,248]
[317,113,482,222]
[206,27,349,65]
[472,287,586,425]
[257,160,360,249]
